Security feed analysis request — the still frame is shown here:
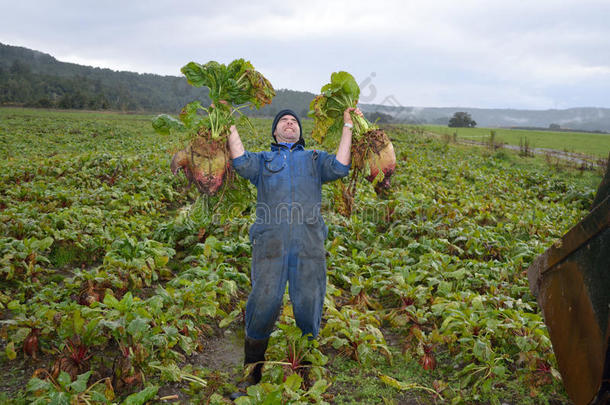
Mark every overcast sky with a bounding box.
[2,0,609,110]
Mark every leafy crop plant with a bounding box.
[153,59,275,196]
[309,71,396,214]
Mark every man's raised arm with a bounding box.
[336,107,363,166]
[227,125,245,159]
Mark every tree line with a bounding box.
[0,56,212,112]
[0,43,316,115]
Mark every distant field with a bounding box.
[419,124,610,158]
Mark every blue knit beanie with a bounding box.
[271,109,303,144]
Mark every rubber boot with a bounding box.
[229,337,269,400]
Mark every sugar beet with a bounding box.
[170,136,230,195]
[352,129,396,192]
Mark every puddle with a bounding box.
[191,328,245,375]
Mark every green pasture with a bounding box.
[420,124,610,158]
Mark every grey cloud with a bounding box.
[1,0,609,109]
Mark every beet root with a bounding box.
[353,129,396,191]
[23,328,40,359]
[170,136,230,195]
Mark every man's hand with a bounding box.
[227,124,245,159]
[344,107,363,126]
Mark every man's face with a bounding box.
[274,115,300,143]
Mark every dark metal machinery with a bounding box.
[528,154,610,405]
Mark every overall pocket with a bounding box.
[261,153,288,199]
[263,154,286,173]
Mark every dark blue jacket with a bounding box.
[232,143,350,244]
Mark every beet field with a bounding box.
[0,107,604,404]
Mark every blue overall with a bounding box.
[232,143,350,339]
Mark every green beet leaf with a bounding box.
[152,114,186,136]
[68,371,92,394]
[308,70,371,146]
[121,385,159,405]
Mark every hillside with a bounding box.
[2,42,610,132]
[0,43,212,112]
[0,43,312,115]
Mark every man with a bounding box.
[227,107,360,398]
